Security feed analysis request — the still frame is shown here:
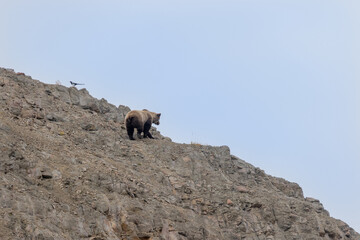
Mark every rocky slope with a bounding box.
[0,67,359,240]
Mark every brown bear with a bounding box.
[124,109,161,140]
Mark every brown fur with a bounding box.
[124,109,161,140]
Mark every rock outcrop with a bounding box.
[0,67,359,240]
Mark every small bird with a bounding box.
[70,81,84,87]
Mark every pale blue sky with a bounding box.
[1,0,359,232]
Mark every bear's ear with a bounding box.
[157,113,161,117]
[142,109,149,111]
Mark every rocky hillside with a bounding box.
[0,67,359,240]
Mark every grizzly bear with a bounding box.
[124,109,161,140]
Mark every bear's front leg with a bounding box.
[146,132,154,139]
[143,121,154,139]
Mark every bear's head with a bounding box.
[153,113,161,125]
[143,109,161,125]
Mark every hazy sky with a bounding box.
[1,0,359,232]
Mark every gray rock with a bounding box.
[78,89,100,112]
[53,85,71,104]
[82,124,98,131]
[46,112,65,122]
[51,170,62,180]
[0,120,11,133]
[68,87,80,105]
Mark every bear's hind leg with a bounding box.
[137,127,143,139]
[127,126,135,140]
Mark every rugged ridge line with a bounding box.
[0,68,359,240]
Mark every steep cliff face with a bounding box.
[0,68,359,240]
